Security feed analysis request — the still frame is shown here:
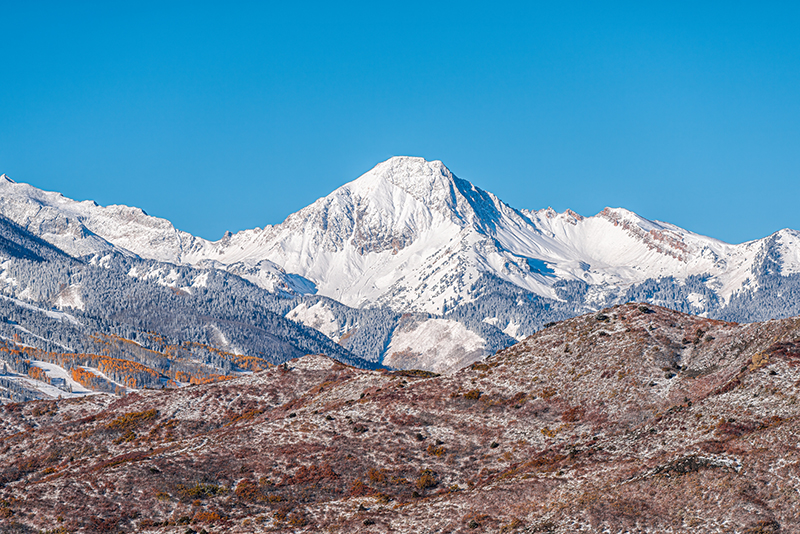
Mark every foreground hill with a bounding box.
[1,303,798,532]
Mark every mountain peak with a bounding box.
[372,155,451,175]
[0,174,15,184]
[360,156,455,198]
[345,156,509,235]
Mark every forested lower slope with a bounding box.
[0,215,382,401]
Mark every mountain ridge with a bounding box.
[4,156,788,310]
[3,157,800,372]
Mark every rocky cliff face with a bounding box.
[1,303,798,532]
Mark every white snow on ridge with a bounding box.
[774,229,800,275]
[0,158,792,316]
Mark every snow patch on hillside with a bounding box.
[384,318,485,374]
[286,302,340,341]
[0,261,18,291]
[687,292,705,309]
[0,294,81,325]
[191,272,210,288]
[54,284,84,311]
[502,321,524,340]
[30,361,93,394]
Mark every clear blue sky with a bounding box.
[2,1,799,244]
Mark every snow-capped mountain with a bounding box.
[257,156,800,315]
[2,157,800,372]
[0,174,312,296]
[3,157,798,314]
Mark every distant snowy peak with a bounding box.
[360,157,455,199]
[757,228,800,276]
[352,156,506,229]
[0,177,179,259]
[1,157,798,315]
[234,157,554,311]
[268,156,509,257]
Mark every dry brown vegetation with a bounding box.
[0,303,799,532]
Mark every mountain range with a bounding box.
[0,156,799,393]
[6,157,800,315]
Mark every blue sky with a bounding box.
[1,1,799,243]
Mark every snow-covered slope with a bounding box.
[1,158,799,321]
[0,174,315,296]
[383,318,486,374]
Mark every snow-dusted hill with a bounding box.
[2,157,800,371]
[6,304,800,532]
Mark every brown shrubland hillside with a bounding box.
[1,303,799,533]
